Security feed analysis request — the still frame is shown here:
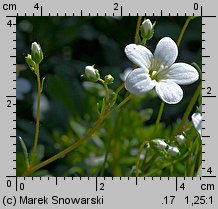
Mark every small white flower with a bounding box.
[168,146,180,156]
[120,68,132,81]
[124,37,199,104]
[192,112,202,136]
[142,19,152,34]
[175,134,186,144]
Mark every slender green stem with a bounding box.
[144,151,190,177]
[177,17,192,48]
[23,94,132,176]
[115,82,124,94]
[142,38,147,46]
[100,137,112,177]
[140,102,164,175]
[24,112,107,176]
[142,153,158,173]
[31,64,41,166]
[99,79,109,104]
[173,83,201,137]
[105,95,132,118]
[134,16,142,44]
[154,101,165,133]
[135,140,148,177]
[190,134,201,176]
[115,17,142,96]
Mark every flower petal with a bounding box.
[125,44,153,69]
[125,68,155,95]
[120,68,132,81]
[155,80,183,104]
[163,63,199,85]
[192,113,202,136]
[154,37,178,67]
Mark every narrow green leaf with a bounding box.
[101,98,106,114]
[96,102,101,115]
[192,62,202,80]
[40,77,46,93]
[19,137,30,169]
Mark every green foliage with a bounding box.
[17,17,201,177]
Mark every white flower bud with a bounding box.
[31,42,43,64]
[142,19,152,34]
[84,65,100,82]
[192,112,202,136]
[151,139,167,151]
[31,42,41,55]
[175,134,186,144]
[141,19,155,40]
[168,146,179,156]
[104,74,114,84]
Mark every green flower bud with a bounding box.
[84,65,100,82]
[25,54,36,72]
[104,74,114,84]
[31,42,43,64]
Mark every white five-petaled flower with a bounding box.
[124,37,199,104]
[192,112,202,136]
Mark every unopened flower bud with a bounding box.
[104,74,114,84]
[141,19,155,40]
[192,112,202,136]
[150,139,167,151]
[142,19,152,34]
[168,146,179,156]
[84,65,100,82]
[175,134,186,144]
[31,42,43,64]
[25,54,36,72]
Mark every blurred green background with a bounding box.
[16,17,201,176]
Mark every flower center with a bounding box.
[149,58,168,81]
